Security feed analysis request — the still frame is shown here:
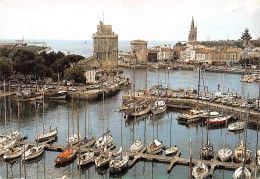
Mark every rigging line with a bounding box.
[0,158,7,178]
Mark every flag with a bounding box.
[67,51,70,55]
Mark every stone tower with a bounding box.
[187,17,197,45]
[241,28,252,48]
[92,21,118,68]
[130,40,148,64]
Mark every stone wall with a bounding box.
[130,40,147,64]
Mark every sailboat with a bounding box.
[200,101,214,160]
[165,115,178,156]
[67,94,82,146]
[54,109,76,165]
[22,100,45,161]
[130,99,143,153]
[109,112,129,173]
[147,115,163,155]
[81,106,95,147]
[35,92,58,142]
[151,71,167,115]
[192,162,209,179]
[3,98,29,160]
[95,84,113,149]
[232,166,251,179]
[217,73,232,162]
[77,106,95,166]
[95,85,113,168]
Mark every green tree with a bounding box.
[10,48,35,82]
[40,51,65,67]
[64,66,85,83]
[0,57,13,79]
[33,55,47,80]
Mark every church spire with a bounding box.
[188,16,197,45]
[191,16,194,30]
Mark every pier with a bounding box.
[19,140,260,176]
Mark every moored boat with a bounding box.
[130,140,143,153]
[67,133,82,146]
[192,162,209,179]
[176,109,207,124]
[206,115,232,126]
[232,166,251,179]
[54,149,77,165]
[151,101,167,115]
[22,145,45,161]
[165,146,178,156]
[147,139,163,155]
[217,147,233,162]
[3,144,29,160]
[77,150,94,166]
[228,121,246,132]
[95,151,110,168]
[233,140,251,163]
[35,127,58,142]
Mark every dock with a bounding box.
[19,140,260,176]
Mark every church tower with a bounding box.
[187,17,197,45]
[241,28,252,48]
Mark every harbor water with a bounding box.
[0,40,259,178]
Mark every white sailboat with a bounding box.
[109,112,129,173]
[35,92,58,142]
[192,162,209,179]
[232,166,251,179]
[165,115,178,156]
[217,73,232,162]
[22,101,45,161]
[130,99,143,153]
[3,99,29,160]
[77,150,94,166]
[228,121,246,132]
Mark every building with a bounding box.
[92,21,118,68]
[241,28,252,48]
[84,65,96,83]
[130,40,148,64]
[187,17,197,45]
[147,50,158,62]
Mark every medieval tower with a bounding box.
[241,28,252,48]
[187,17,197,45]
[130,40,148,64]
[92,21,118,68]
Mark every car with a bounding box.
[72,87,78,92]
[68,87,73,91]
[232,102,240,107]
[248,104,256,109]
[240,103,247,108]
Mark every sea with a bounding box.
[0,40,259,179]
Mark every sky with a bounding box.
[0,0,259,41]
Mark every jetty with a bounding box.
[19,140,260,176]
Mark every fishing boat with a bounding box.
[228,121,246,131]
[176,109,207,124]
[55,149,77,165]
[151,101,167,115]
[232,166,251,179]
[45,90,67,99]
[22,145,45,161]
[165,115,178,156]
[233,140,252,163]
[77,150,94,166]
[192,162,209,179]
[35,93,58,142]
[206,116,232,126]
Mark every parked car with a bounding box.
[248,104,256,109]
[241,103,247,108]
[232,102,240,107]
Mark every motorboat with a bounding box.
[206,116,232,126]
[176,110,207,124]
[54,149,77,165]
[192,162,209,179]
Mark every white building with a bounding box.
[84,65,96,83]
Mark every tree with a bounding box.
[40,51,65,67]
[0,57,13,79]
[10,48,35,81]
[33,55,47,80]
[64,66,85,83]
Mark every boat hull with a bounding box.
[22,146,45,161]
[128,104,151,117]
[55,150,76,165]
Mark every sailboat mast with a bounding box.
[9,80,12,130]
[88,106,90,139]
[85,106,86,139]
[242,93,249,176]
[72,93,74,135]
[157,70,159,104]
[145,61,147,99]
[189,138,192,179]
[4,80,7,137]
[35,100,38,147]
[255,83,259,179]
[77,107,81,178]
[152,115,154,141]
[170,115,172,147]
[197,65,201,104]
[67,108,70,149]
[102,83,104,135]
[18,98,20,145]
[223,73,227,149]
[42,92,45,135]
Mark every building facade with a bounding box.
[92,21,118,68]
[130,40,148,64]
[84,65,96,83]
